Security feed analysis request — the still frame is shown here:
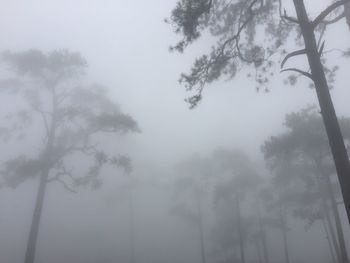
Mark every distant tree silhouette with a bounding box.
[171,154,213,263]
[0,49,140,263]
[262,107,350,263]
[212,149,260,263]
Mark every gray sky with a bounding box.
[1,0,349,166]
[0,1,350,263]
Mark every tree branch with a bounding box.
[281,9,299,24]
[322,11,345,25]
[280,68,314,81]
[47,165,77,193]
[318,41,326,56]
[312,0,350,28]
[50,178,77,193]
[281,49,306,69]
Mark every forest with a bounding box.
[0,1,350,263]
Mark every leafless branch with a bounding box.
[312,0,350,28]
[280,68,314,81]
[281,49,306,69]
[318,41,326,56]
[47,164,77,193]
[51,178,77,193]
[322,11,345,25]
[281,9,299,24]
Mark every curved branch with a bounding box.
[51,178,77,193]
[322,11,345,25]
[281,49,306,69]
[280,68,314,81]
[312,0,349,28]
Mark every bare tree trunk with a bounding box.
[235,194,245,263]
[325,173,349,263]
[195,191,206,263]
[324,198,342,263]
[24,169,49,263]
[315,168,341,262]
[257,201,269,263]
[24,86,58,263]
[322,216,338,263]
[293,0,350,228]
[128,174,135,263]
[278,201,290,263]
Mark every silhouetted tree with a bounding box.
[171,154,212,263]
[253,187,272,263]
[262,107,350,263]
[0,49,140,263]
[212,149,260,263]
[168,0,350,227]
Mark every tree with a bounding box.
[171,154,213,263]
[212,148,260,263]
[262,107,350,263]
[168,0,350,225]
[0,49,140,263]
[253,187,272,263]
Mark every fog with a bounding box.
[0,1,350,263]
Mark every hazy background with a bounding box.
[0,1,349,263]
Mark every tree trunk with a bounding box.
[128,174,135,263]
[195,191,206,263]
[345,2,350,30]
[322,216,338,263]
[24,86,58,263]
[325,173,349,263]
[257,201,269,263]
[323,197,342,263]
[24,169,49,263]
[293,0,350,228]
[314,168,341,262]
[278,201,290,263]
[235,194,245,263]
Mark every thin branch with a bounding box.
[281,49,306,69]
[281,9,299,24]
[47,165,77,193]
[319,41,326,56]
[312,0,350,28]
[280,68,314,81]
[317,24,326,49]
[39,111,50,138]
[220,0,259,56]
[51,178,77,193]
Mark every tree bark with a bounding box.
[293,0,350,229]
[24,169,49,263]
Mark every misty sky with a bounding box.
[0,1,350,263]
[2,0,349,167]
